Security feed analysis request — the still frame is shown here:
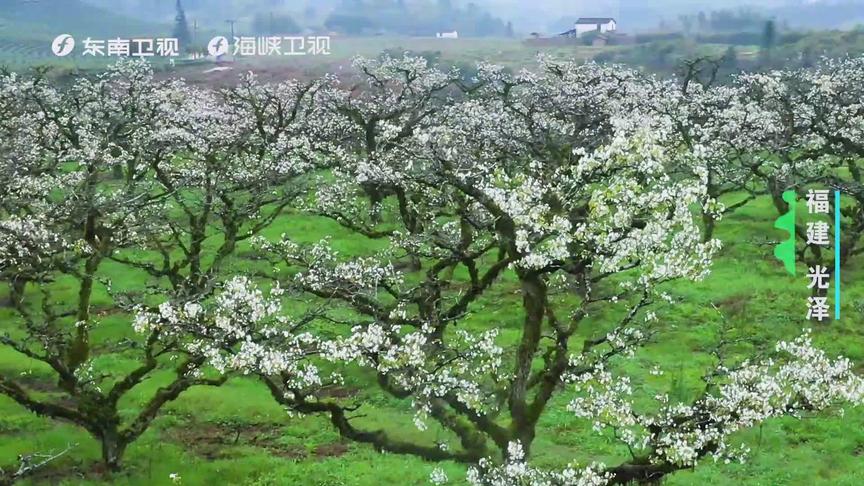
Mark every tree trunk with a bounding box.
[701,209,716,242]
[69,255,100,370]
[508,272,547,459]
[100,428,127,472]
[9,278,26,308]
[364,184,385,224]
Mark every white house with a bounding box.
[574,17,617,37]
[436,31,459,39]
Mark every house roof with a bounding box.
[575,17,616,24]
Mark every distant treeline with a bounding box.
[234,0,513,37]
[321,0,511,37]
[631,30,811,47]
[677,8,772,34]
[595,27,864,80]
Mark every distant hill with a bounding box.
[0,0,165,40]
[484,0,864,34]
[770,0,864,29]
[0,0,167,67]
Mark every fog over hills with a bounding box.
[479,0,864,32]
[0,0,161,38]
[23,0,864,35]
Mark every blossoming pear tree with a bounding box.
[0,62,188,469]
[319,55,463,227]
[0,60,330,470]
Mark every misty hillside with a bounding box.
[74,0,864,35]
[482,0,864,32]
[2,0,862,45]
[80,0,312,25]
[80,0,512,38]
[772,0,864,28]
[0,0,164,39]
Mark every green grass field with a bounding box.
[2,190,863,485]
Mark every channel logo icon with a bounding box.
[51,34,75,57]
[208,36,229,57]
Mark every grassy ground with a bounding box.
[1,190,863,486]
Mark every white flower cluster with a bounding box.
[480,171,573,270]
[0,215,70,274]
[573,125,720,282]
[566,331,864,469]
[429,467,449,485]
[134,277,321,388]
[323,323,505,425]
[256,236,405,296]
[467,441,612,486]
